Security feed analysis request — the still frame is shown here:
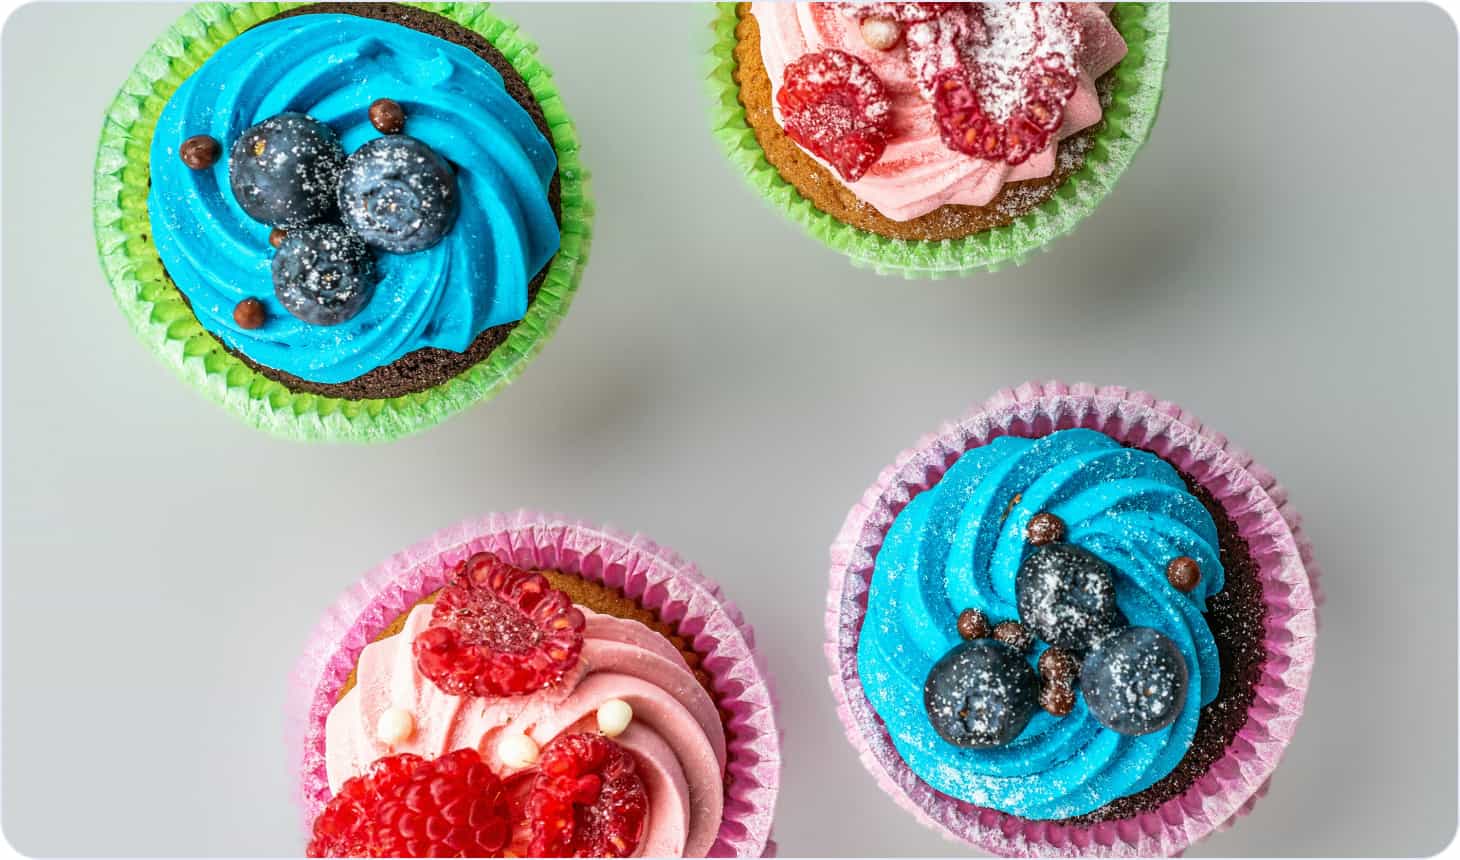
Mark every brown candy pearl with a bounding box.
[1026,512,1066,545]
[956,608,990,641]
[992,620,1033,654]
[179,134,221,170]
[369,98,406,134]
[1037,646,1080,683]
[1040,680,1076,717]
[269,227,287,249]
[233,298,266,330]
[859,16,902,51]
[1167,556,1202,593]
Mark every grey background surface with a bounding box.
[2,2,1456,856]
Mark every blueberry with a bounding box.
[337,135,458,253]
[1080,627,1188,736]
[272,224,377,326]
[229,113,346,227]
[1015,543,1121,651]
[924,639,1040,748]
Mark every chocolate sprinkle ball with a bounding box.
[1040,680,1076,717]
[233,297,266,330]
[1064,469,1268,825]
[991,620,1033,654]
[180,134,221,169]
[370,98,406,134]
[1167,556,1202,593]
[1038,646,1079,683]
[1026,512,1066,545]
[190,2,564,401]
[957,608,991,641]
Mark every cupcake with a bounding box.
[708,3,1166,276]
[94,3,591,442]
[827,383,1318,855]
[292,512,779,857]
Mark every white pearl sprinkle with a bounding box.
[859,17,902,51]
[596,699,633,737]
[498,733,540,769]
[375,708,415,746]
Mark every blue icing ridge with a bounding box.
[147,14,560,384]
[857,428,1224,820]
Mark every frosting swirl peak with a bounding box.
[857,429,1224,820]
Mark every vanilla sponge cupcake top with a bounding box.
[318,554,728,857]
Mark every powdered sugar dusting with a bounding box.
[973,3,1079,122]
[839,2,1080,120]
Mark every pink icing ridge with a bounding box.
[750,3,1129,221]
[289,512,781,857]
[326,605,725,856]
[826,382,1320,857]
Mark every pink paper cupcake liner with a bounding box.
[826,382,1320,857]
[290,510,780,857]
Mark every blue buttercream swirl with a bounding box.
[858,429,1225,820]
[147,14,560,384]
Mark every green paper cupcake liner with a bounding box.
[94,2,594,443]
[706,3,1168,278]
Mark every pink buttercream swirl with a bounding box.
[750,2,1129,220]
[325,604,726,857]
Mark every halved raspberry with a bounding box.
[884,2,1082,165]
[414,553,586,698]
[933,60,1077,165]
[777,49,894,182]
[307,749,511,858]
[526,733,649,858]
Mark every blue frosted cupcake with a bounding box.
[828,383,1319,856]
[95,3,592,442]
[860,429,1229,821]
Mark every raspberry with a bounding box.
[526,734,649,858]
[930,54,1078,165]
[307,749,511,858]
[846,1,1082,166]
[777,49,893,182]
[414,553,586,698]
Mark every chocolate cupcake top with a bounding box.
[858,428,1225,820]
[148,14,559,384]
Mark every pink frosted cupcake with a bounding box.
[710,3,1168,275]
[292,512,778,857]
[827,382,1318,855]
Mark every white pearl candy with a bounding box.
[859,17,902,51]
[498,733,540,769]
[375,708,415,745]
[596,699,633,737]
